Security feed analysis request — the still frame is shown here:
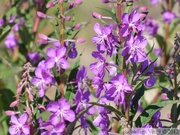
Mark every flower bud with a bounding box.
[74,23,81,29]
[161,93,169,100]
[76,38,86,43]
[65,16,71,21]
[91,12,102,19]
[74,0,83,5]
[10,99,19,107]
[37,11,47,18]
[0,18,4,27]
[38,33,48,40]
[5,110,16,116]
[101,0,109,3]
[46,1,55,8]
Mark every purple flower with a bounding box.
[9,113,30,135]
[145,18,159,35]
[150,110,162,128]
[9,14,16,23]
[120,10,143,37]
[0,18,4,27]
[105,73,132,105]
[90,51,117,78]
[92,23,117,56]
[31,60,55,97]
[92,76,104,97]
[4,33,18,49]
[27,52,40,65]
[122,34,147,64]
[47,98,75,125]
[65,42,78,59]
[150,0,161,5]
[162,11,176,24]
[45,46,69,70]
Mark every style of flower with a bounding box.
[9,113,30,135]
[45,46,69,70]
[92,23,117,56]
[4,33,18,49]
[120,10,143,37]
[47,98,75,125]
[162,11,176,24]
[122,34,147,64]
[105,73,132,105]
[31,60,55,97]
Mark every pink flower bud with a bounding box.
[74,23,81,29]
[65,16,71,21]
[76,38,86,43]
[26,107,32,115]
[5,110,16,116]
[29,93,34,101]
[74,0,83,5]
[91,12,102,19]
[59,0,63,4]
[38,39,48,44]
[167,113,171,119]
[10,99,19,107]
[37,11,47,18]
[38,33,48,40]
[161,93,169,100]
[39,105,46,111]
[139,6,148,12]
[46,1,55,8]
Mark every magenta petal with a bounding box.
[11,115,19,124]
[18,113,28,124]
[46,47,56,58]
[58,98,70,110]
[57,46,66,58]
[22,125,30,135]
[130,10,140,23]
[64,110,75,122]
[60,59,69,69]
[94,23,102,35]
[9,126,19,135]
[45,59,55,69]
[47,102,59,112]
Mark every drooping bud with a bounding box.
[5,110,16,116]
[76,38,86,43]
[10,99,19,107]
[46,1,56,8]
[37,11,47,18]
[74,23,81,29]
[74,0,83,5]
[91,12,102,19]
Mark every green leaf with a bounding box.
[89,102,123,118]
[97,7,119,23]
[169,18,180,36]
[146,42,157,60]
[0,25,11,42]
[124,0,134,13]
[154,34,166,49]
[135,100,180,127]
[130,84,145,121]
[0,89,15,111]
[170,103,178,123]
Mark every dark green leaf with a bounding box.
[170,103,178,123]
[135,100,180,127]
[89,102,123,118]
[169,18,180,36]
[154,34,166,49]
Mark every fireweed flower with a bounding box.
[90,51,117,78]
[4,33,18,49]
[150,110,162,128]
[145,18,159,35]
[92,23,117,56]
[31,60,55,97]
[47,98,75,125]
[0,18,4,27]
[105,73,132,105]
[27,52,40,65]
[9,113,30,135]
[120,10,143,37]
[45,46,69,70]
[131,123,153,135]
[122,34,147,64]
[162,11,176,24]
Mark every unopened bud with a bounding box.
[65,16,71,21]
[91,12,102,19]
[37,11,47,18]
[101,0,109,3]
[74,23,81,29]
[76,38,86,43]
[0,18,4,27]
[5,110,16,116]
[74,0,83,5]
[46,1,55,8]
[161,93,169,100]
[10,99,19,107]
[38,33,48,40]
[39,105,46,111]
